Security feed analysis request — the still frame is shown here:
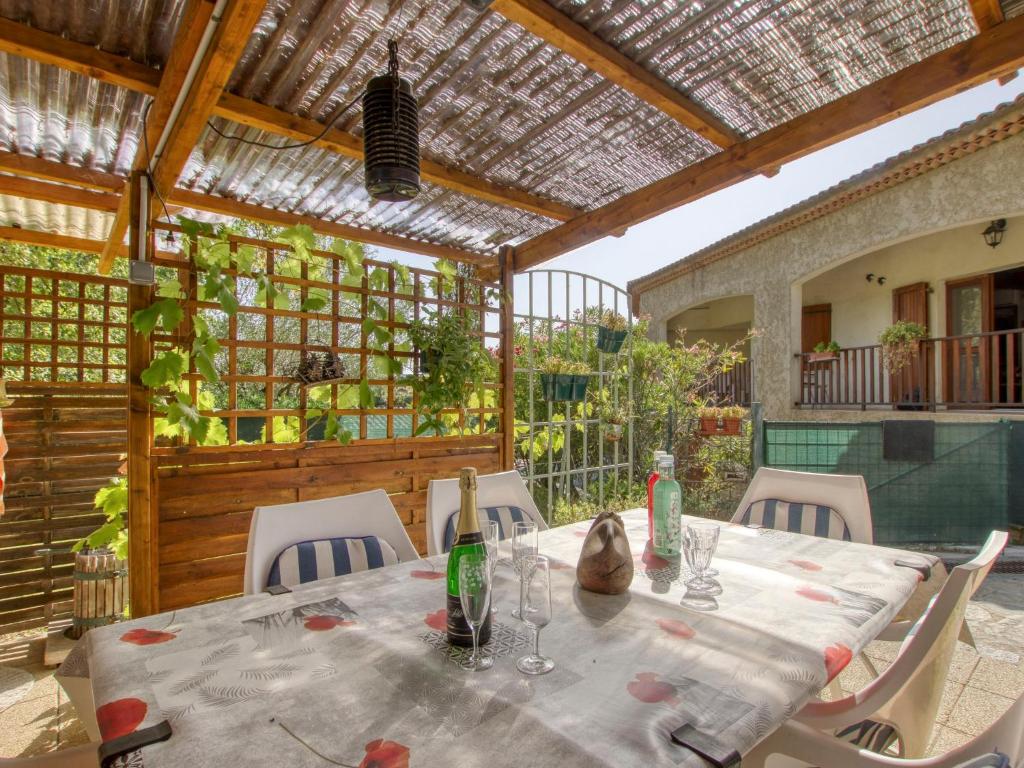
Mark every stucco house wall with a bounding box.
[636,129,1024,421]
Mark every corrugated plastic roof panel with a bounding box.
[0,193,112,240]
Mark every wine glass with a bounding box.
[458,553,493,671]
[517,555,554,675]
[511,521,538,619]
[483,520,500,616]
[684,523,721,593]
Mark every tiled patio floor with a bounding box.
[1,574,1021,760]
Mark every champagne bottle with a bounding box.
[653,455,682,558]
[446,467,492,647]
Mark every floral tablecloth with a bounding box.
[83,510,941,768]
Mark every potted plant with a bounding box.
[406,310,494,435]
[540,357,575,401]
[566,361,590,402]
[600,403,629,442]
[596,309,629,354]
[698,405,747,436]
[880,321,928,373]
[808,340,841,363]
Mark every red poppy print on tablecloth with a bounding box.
[627,673,679,705]
[304,615,356,632]
[824,643,853,682]
[358,738,410,768]
[789,559,823,572]
[656,618,695,639]
[424,609,447,632]
[120,628,176,645]
[409,570,445,580]
[796,586,839,604]
[96,697,147,741]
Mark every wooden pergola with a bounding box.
[0,0,1022,625]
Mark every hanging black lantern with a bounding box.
[363,40,420,202]
[982,219,1007,249]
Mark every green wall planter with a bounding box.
[570,374,589,401]
[597,326,628,353]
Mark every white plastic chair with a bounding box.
[425,470,547,556]
[243,489,420,594]
[744,530,1009,767]
[747,692,1023,768]
[732,467,874,544]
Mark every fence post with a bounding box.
[751,401,765,471]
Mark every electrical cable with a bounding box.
[203,90,365,150]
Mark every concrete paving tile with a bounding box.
[947,686,1015,737]
[946,643,981,684]
[968,656,1024,698]
[935,679,965,725]
[927,724,973,758]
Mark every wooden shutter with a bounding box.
[801,304,832,352]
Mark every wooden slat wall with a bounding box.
[0,381,127,633]
[153,435,501,610]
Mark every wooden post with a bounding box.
[499,246,515,470]
[126,171,157,617]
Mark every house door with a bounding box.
[891,282,932,406]
[801,304,831,351]
[945,275,993,406]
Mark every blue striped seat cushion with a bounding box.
[266,536,399,589]
[739,499,851,541]
[442,506,528,553]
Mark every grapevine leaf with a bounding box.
[141,349,185,388]
[234,245,258,275]
[131,303,162,336]
[358,378,372,409]
[301,294,328,313]
[192,334,221,383]
[157,278,184,299]
[164,392,210,444]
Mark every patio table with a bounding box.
[79,509,943,768]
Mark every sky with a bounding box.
[374,76,1024,294]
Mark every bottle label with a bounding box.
[654,489,681,555]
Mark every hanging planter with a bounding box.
[418,348,442,375]
[540,358,588,402]
[880,321,928,374]
[596,310,629,354]
[604,421,624,442]
[698,406,746,437]
[294,351,346,387]
[568,363,590,402]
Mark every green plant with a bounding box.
[600,309,628,332]
[698,405,747,420]
[880,321,928,373]
[540,356,567,374]
[813,340,841,354]
[406,308,495,436]
[72,477,128,560]
[564,361,590,376]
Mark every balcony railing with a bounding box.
[797,328,1023,409]
[708,359,753,406]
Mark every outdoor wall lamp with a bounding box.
[982,219,1007,248]
[866,274,886,285]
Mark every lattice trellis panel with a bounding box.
[149,224,504,447]
[0,266,128,384]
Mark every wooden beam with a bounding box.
[0,151,493,265]
[0,151,125,193]
[126,172,158,617]
[498,246,515,470]
[490,0,739,148]
[0,18,582,223]
[166,187,494,266]
[0,225,109,254]
[514,14,1024,271]
[0,174,120,211]
[150,0,266,203]
[970,0,1004,30]
[0,18,161,96]
[99,0,218,274]
[214,95,581,222]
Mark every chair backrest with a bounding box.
[731,467,874,544]
[425,470,547,556]
[801,530,1007,760]
[243,489,419,594]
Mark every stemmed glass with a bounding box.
[516,555,554,675]
[684,523,721,594]
[511,521,538,619]
[483,520,500,617]
[458,553,493,671]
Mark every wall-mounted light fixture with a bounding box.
[982,219,1007,248]
[866,273,886,285]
